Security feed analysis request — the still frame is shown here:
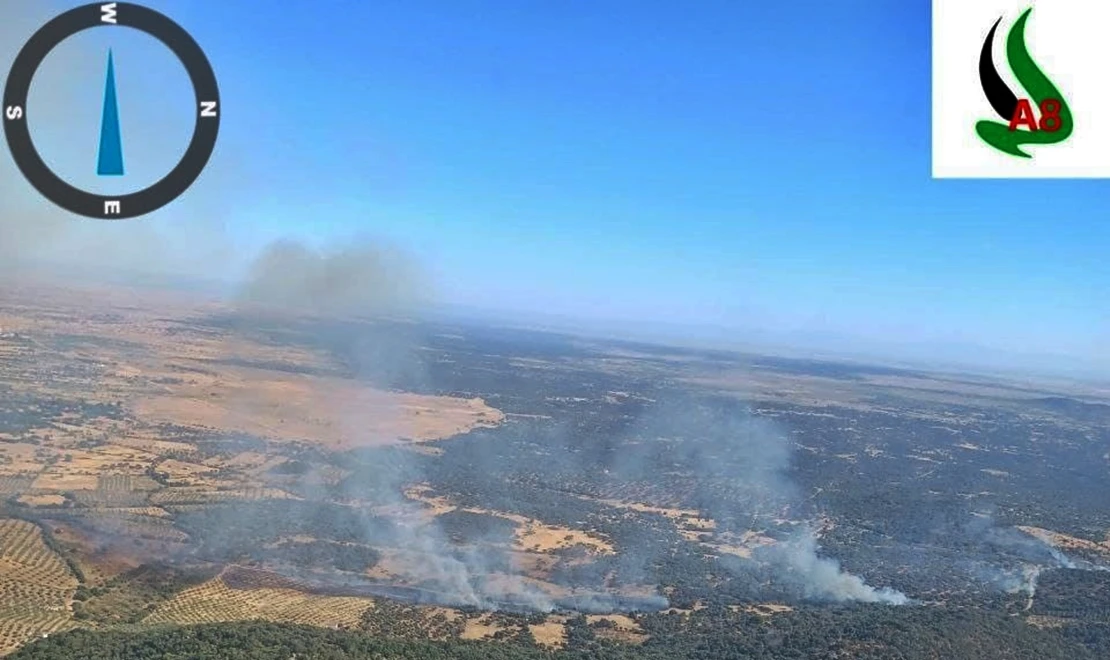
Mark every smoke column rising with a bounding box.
[593,398,908,605]
[756,528,909,604]
[224,240,574,612]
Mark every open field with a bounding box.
[586,614,648,644]
[0,282,504,459]
[0,282,506,520]
[1018,526,1110,558]
[133,367,503,449]
[0,520,79,656]
[145,574,374,628]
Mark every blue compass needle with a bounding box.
[96,49,124,176]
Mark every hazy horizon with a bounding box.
[0,0,1105,381]
[8,257,1106,384]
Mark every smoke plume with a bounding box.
[217,258,913,611]
[236,239,431,316]
[960,509,1108,599]
[688,405,908,605]
[591,397,908,605]
[755,529,909,604]
[214,241,579,613]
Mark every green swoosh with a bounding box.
[976,8,1072,158]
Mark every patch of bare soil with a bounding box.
[460,614,506,640]
[133,366,502,449]
[529,615,569,648]
[704,530,778,559]
[587,614,648,644]
[1026,615,1069,629]
[15,494,66,507]
[730,603,794,616]
[584,496,717,542]
[404,485,616,555]
[1018,526,1110,556]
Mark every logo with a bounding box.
[975,8,1072,158]
[2,3,220,220]
[932,0,1110,179]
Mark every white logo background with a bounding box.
[933,0,1110,178]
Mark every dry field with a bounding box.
[0,520,79,656]
[586,613,648,644]
[133,366,503,449]
[528,615,569,648]
[459,613,504,640]
[143,566,588,647]
[404,484,615,555]
[0,281,505,512]
[399,484,622,594]
[730,603,794,616]
[0,279,504,463]
[405,483,786,580]
[1017,526,1110,557]
[144,574,374,628]
[704,530,778,559]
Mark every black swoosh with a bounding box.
[979,17,1018,121]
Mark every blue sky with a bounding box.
[19,1,1110,369]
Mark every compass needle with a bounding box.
[96,49,125,176]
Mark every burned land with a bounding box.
[2,282,1110,658]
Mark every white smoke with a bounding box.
[992,564,1044,597]
[969,518,1109,600]
[611,398,909,605]
[758,528,909,604]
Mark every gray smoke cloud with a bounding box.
[208,243,578,614]
[236,239,432,317]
